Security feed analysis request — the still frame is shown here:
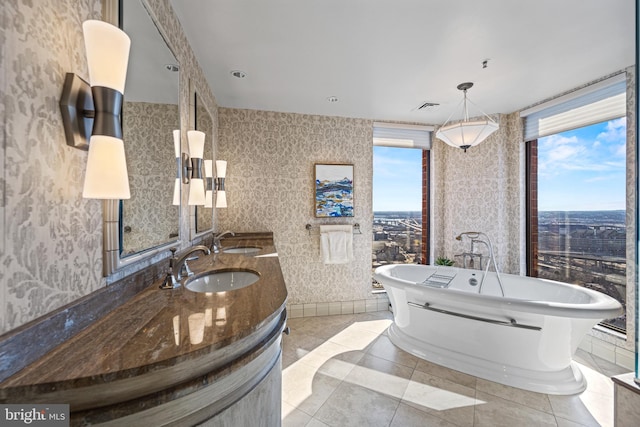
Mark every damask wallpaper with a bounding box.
[122,101,180,255]
[217,109,375,305]
[1,0,217,335]
[432,113,523,275]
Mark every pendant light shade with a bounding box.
[436,82,498,152]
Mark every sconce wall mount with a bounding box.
[60,74,124,149]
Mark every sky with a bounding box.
[538,117,626,211]
[373,146,422,211]
[373,117,626,212]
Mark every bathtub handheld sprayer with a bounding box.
[455,232,505,296]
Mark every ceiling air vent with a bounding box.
[415,101,440,111]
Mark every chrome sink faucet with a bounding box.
[160,245,211,289]
[211,230,235,253]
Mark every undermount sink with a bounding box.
[222,246,262,255]
[185,269,260,293]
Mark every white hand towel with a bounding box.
[320,225,353,264]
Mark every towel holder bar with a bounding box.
[305,223,362,236]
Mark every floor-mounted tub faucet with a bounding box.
[160,246,211,289]
[211,230,235,253]
[455,232,505,296]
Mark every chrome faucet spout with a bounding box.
[211,230,235,253]
[455,232,505,296]
[160,245,211,289]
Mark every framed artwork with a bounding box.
[314,163,354,217]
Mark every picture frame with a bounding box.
[314,163,354,217]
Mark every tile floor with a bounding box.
[281,311,629,427]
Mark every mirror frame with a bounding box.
[192,84,214,236]
[102,0,182,277]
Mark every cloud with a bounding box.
[539,118,627,178]
[597,117,626,143]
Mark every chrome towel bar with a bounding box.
[305,223,362,235]
[407,301,541,331]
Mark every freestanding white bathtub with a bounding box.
[373,264,623,395]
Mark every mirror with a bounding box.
[102,0,181,277]
[120,0,180,256]
[194,91,213,233]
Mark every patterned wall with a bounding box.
[217,109,375,305]
[1,0,103,334]
[0,0,217,335]
[121,101,180,255]
[432,113,523,275]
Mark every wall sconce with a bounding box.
[204,160,213,208]
[172,130,181,206]
[59,20,131,199]
[215,160,227,208]
[183,130,206,205]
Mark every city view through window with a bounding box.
[533,118,627,333]
[372,118,627,334]
[372,146,423,291]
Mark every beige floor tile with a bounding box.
[282,312,619,427]
[343,354,413,399]
[415,358,477,389]
[282,401,312,427]
[402,369,476,427]
[282,331,328,365]
[474,390,557,427]
[327,324,383,351]
[366,334,420,369]
[305,418,330,427]
[475,377,553,414]
[295,314,357,340]
[548,393,607,427]
[555,416,593,427]
[390,403,460,427]
[314,381,400,427]
[282,362,342,417]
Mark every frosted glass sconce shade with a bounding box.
[204,160,213,178]
[214,160,227,208]
[204,191,213,208]
[83,20,131,93]
[188,179,206,206]
[60,20,131,199]
[187,131,205,159]
[82,135,130,199]
[186,130,206,205]
[215,160,227,178]
[216,191,227,208]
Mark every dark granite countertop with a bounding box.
[0,233,288,411]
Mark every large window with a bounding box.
[524,75,627,333]
[371,124,431,291]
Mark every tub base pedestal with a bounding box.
[387,323,587,395]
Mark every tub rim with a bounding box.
[374,264,623,320]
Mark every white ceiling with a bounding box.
[169,0,635,124]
